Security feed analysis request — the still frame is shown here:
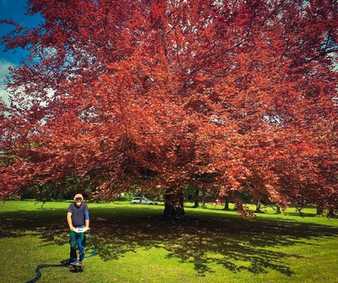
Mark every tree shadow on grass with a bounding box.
[1,208,338,277]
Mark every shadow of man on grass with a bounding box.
[25,259,70,283]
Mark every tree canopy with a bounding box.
[0,0,337,210]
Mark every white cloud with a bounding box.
[0,59,15,106]
[0,88,10,105]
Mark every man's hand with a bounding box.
[84,226,90,232]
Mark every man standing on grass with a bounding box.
[67,193,90,267]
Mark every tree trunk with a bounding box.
[316,205,324,215]
[276,205,281,214]
[193,188,199,208]
[255,200,263,213]
[327,208,336,218]
[163,189,185,220]
[296,206,304,217]
[222,197,229,210]
[201,190,206,208]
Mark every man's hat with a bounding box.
[73,193,84,201]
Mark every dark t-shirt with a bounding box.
[67,202,89,227]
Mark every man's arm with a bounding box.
[85,218,90,230]
[84,207,90,230]
[67,212,75,231]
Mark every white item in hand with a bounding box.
[74,227,86,233]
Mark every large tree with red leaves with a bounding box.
[0,0,337,215]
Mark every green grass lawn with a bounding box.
[0,200,338,283]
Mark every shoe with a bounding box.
[75,260,81,266]
[70,260,81,266]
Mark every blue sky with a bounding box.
[0,0,43,104]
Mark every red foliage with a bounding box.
[0,0,337,209]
